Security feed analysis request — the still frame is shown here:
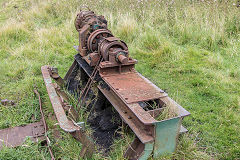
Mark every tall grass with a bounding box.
[0,0,239,159]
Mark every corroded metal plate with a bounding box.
[0,121,45,149]
[102,72,167,104]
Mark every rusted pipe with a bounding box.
[34,89,55,160]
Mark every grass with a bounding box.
[0,0,240,159]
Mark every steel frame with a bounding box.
[41,53,190,159]
[41,65,94,158]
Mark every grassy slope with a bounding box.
[0,0,239,159]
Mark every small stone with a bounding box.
[1,99,15,106]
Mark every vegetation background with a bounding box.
[0,0,239,159]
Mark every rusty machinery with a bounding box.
[41,11,190,159]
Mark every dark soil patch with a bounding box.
[66,63,122,153]
[87,92,122,153]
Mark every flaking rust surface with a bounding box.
[0,121,45,149]
[102,72,167,103]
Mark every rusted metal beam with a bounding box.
[49,67,65,87]
[124,137,153,160]
[41,65,79,133]
[64,60,77,81]
[52,83,78,121]
[148,108,188,134]
[41,65,95,158]
[98,87,154,144]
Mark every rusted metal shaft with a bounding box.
[117,53,128,64]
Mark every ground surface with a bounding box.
[0,0,239,159]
